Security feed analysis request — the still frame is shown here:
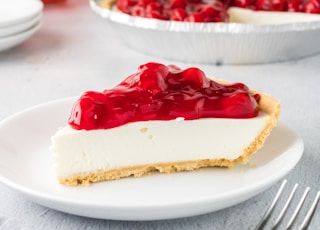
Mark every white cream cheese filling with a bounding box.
[51,112,270,177]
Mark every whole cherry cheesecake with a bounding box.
[51,62,281,186]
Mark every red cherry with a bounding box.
[303,0,320,13]
[232,0,253,8]
[221,92,258,118]
[167,64,182,73]
[254,93,261,103]
[131,5,145,16]
[138,0,157,6]
[202,4,228,22]
[118,74,137,88]
[166,93,199,120]
[286,0,303,11]
[68,92,108,130]
[198,5,218,21]
[169,0,187,9]
[224,82,249,91]
[146,11,168,19]
[270,0,285,11]
[116,0,138,14]
[134,63,169,95]
[255,0,270,11]
[192,2,228,22]
[181,67,210,89]
[185,12,206,22]
[215,9,229,22]
[146,2,163,14]
[170,8,188,20]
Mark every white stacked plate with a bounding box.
[0,0,43,52]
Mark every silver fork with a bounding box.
[254,179,320,230]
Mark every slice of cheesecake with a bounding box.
[51,62,281,186]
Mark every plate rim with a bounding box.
[0,13,42,38]
[0,0,43,28]
[0,21,42,52]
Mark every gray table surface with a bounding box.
[0,1,319,229]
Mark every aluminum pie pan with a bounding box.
[90,0,320,65]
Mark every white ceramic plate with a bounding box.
[0,13,42,38]
[0,0,43,27]
[0,21,42,52]
[0,98,303,220]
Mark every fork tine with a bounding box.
[254,180,320,230]
[286,186,310,229]
[298,190,320,230]
[273,183,299,228]
[254,180,287,230]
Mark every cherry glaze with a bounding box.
[116,0,320,23]
[69,62,260,130]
